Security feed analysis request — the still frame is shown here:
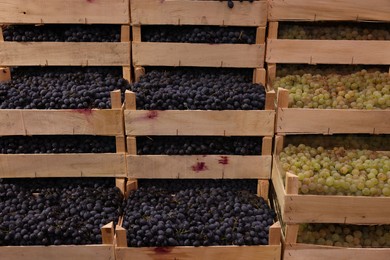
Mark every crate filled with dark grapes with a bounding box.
[0,0,129,25]
[0,25,130,67]
[115,179,281,260]
[266,21,390,66]
[283,223,390,260]
[270,65,390,134]
[272,134,390,225]
[268,0,390,22]
[0,67,130,178]
[0,178,124,260]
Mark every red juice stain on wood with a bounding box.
[191,162,208,172]
[218,156,229,165]
[86,0,95,3]
[154,247,172,254]
[146,110,158,119]
[72,109,93,116]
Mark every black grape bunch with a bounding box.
[225,0,255,9]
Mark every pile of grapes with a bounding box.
[131,68,266,110]
[280,144,390,196]
[274,70,390,109]
[0,67,130,109]
[142,26,256,44]
[2,25,120,42]
[298,223,390,248]
[279,22,390,40]
[122,180,274,247]
[0,178,123,246]
[0,136,115,154]
[137,136,262,155]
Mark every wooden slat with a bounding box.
[0,42,130,66]
[133,42,265,68]
[284,244,390,260]
[115,245,281,260]
[0,0,129,24]
[101,222,114,245]
[271,157,287,219]
[253,68,266,85]
[261,136,273,156]
[0,109,123,136]
[277,108,390,134]
[266,39,390,65]
[125,110,275,136]
[0,154,126,178]
[130,0,267,26]
[268,0,390,22]
[0,245,114,260]
[127,155,271,179]
[258,180,270,200]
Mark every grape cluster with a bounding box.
[0,178,123,246]
[142,26,256,44]
[0,67,130,109]
[138,179,258,194]
[137,136,262,155]
[280,144,390,196]
[3,25,120,42]
[298,223,390,248]
[279,22,390,40]
[274,70,390,109]
[122,183,274,247]
[0,136,115,154]
[131,68,266,110]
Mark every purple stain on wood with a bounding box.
[218,156,229,165]
[154,247,172,254]
[86,0,95,3]
[72,109,93,116]
[146,110,158,119]
[192,162,208,173]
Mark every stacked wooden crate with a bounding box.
[266,1,390,259]
[0,1,130,259]
[114,1,282,258]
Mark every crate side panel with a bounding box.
[0,42,130,66]
[0,109,123,136]
[125,110,275,136]
[131,0,267,26]
[0,0,129,24]
[127,155,271,179]
[132,42,264,68]
[268,0,390,22]
[0,154,126,178]
[276,109,390,134]
[266,40,390,65]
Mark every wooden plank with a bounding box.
[0,0,129,24]
[133,42,265,68]
[284,194,390,224]
[0,67,11,82]
[277,108,390,134]
[0,109,123,136]
[116,136,126,153]
[116,245,281,260]
[116,226,128,248]
[268,22,279,39]
[266,39,390,65]
[130,0,267,26]
[285,225,299,244]
[127,155,272,179]
[134,67,145,82]
[284,244,390,260]
[0,42,130,66]
[0,154,126,178]
[101,222,114,245]
[268,0,390,22]
[261,136,273,156]
[125,110,275,136]
[0,245,114,260]
[258,180,270,200]
[271,157,286,218]
[132,25,141,43]
[126,137,137,155]
[256,27,266,44]
[253,68,266,85]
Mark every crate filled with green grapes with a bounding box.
[269,64,390,134]
[282,223,390,260]
[272,134,390,225]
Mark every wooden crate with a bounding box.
[268,0,390,22]
[272,135,390,225]
[266,22,390,65]
[0,25,131,67]
[0,90,127,178]
[114,179,282,260]
[130,0,267,27]
[274,88,390,135]
[0,0,130,24]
